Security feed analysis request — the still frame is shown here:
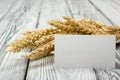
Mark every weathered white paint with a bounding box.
[0,0,120,80]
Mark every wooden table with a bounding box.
[0,0,120,80]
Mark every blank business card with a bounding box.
[55,35,115,68]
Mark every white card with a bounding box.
[55,35,115,68]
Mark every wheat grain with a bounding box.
[22,40,54,60]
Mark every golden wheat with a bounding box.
[6,16,120,60]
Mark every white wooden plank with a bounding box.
[0,0,42,62]
[0,0,15,22]
[89,0,120,25]
[0,0,16,39]
[37,0,71,28]
[99,0,120,13]
[111,0,120,6]
[0,0,25,35]
[0,0,25,64]
[27,56,96,80]
[0,50,29,80]
[0,0,43,79]
[56,67,96,80]
[65,0,111,24]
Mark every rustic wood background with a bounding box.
[0,0,120,80]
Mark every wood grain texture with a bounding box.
[89,0,120,25]
[0,0,43,79]
[65,0,110,24]
[0,0,120,80]
[27,56,96,80]
[37,0,71,28]
[101,0,120,13]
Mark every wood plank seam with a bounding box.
[111,0,120,6]
[23,59,30,80]
[23,0,44,80]
[93,68,100,80]
[88,0,114,24]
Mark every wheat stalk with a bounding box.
[22,40,54,60]
[5,16,120,60]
